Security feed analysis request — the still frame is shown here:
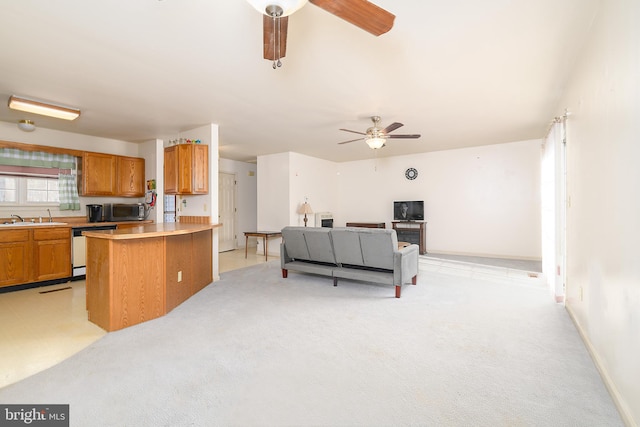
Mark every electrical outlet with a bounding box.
[178,271,182,282]
[579,286,583,301]
[203,203,207,212]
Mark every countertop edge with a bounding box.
[83,223,221,240]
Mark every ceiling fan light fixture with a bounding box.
[8,95,80,121]
[247,0,307,17]
[366,137,386,149]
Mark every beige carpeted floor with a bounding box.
[0,259,623,426]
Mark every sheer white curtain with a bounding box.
[540,119,566,300]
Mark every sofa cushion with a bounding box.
[330,227,397,270]
[331,227,365,266]
[360,230,397,270]
[304,228,337,264]
[282,226,336,264]
[282,227,311,260]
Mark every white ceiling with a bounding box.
[0,0,599,163]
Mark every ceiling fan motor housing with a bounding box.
[250,0,308,17]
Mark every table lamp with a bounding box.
[299,200,313,227]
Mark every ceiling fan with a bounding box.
[246,0,395,68]
[338,116,421,149]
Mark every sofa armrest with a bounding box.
[393,244,419,284]
[280,242,293,269]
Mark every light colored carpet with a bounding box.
[0,260,622,426]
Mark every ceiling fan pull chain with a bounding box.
[276,12,282,67]
[272,13,277,68]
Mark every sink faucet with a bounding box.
[11,214,24,222]
[47,209,53,223]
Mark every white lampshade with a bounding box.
[366,137,386,149]
[246,0,308,16]
[299,202,313,214]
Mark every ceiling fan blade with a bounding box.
[339,128,367,135]
[381,122,403,134]
[387,134,421,139]
[263,14,288,60]
[309,0,395,36]
[338,138,364,145]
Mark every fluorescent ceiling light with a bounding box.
[8,95,81,120]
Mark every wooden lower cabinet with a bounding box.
[0,227,71,288]
[0,230,31,287]
[86,229,212,331]
[33,228,71,282]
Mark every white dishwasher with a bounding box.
[72,225,117,279]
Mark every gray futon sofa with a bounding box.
[280,226,419,298]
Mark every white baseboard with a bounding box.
[426,249,541,262]
[565,304,637,427]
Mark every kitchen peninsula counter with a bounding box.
[85,223,221,331]
[82,222,215,239]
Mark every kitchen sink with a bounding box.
[0,222,68,227]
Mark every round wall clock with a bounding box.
[405,167,418,180]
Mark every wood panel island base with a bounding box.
[84,223,219,332]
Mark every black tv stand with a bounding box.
[392,221,426,254]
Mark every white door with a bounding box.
[218,172,237,252]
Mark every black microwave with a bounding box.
[103,203,146,221]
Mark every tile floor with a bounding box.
[0,248,267,389]
[0,248,544,389]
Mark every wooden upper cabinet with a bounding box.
[79,152,145,197]
[164,144,208,195]
[164,145,179,195]
[117,156,145,197]
[191,145,208,194]
[79,152,117,196]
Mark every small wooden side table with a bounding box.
[244,231,282,261]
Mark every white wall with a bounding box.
[559,0,640,423]
[253,152,339,256]
[256,152,290,255]
[219,157,257,248]
[138,139,164,224]
[289,152,339,227]
[257,139,542,260]
[335,140,542,259]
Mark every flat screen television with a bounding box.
[393,200,424,221]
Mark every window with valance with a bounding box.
[0,148,80,210]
